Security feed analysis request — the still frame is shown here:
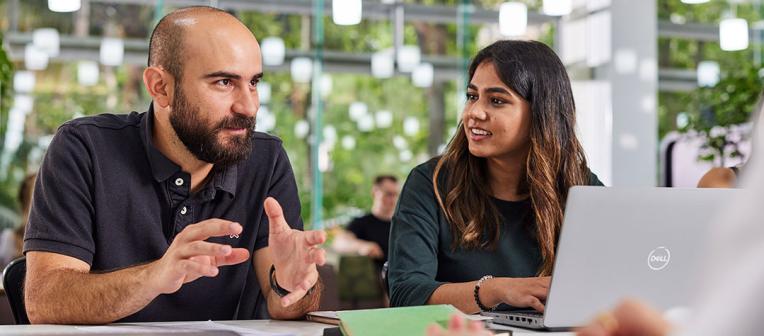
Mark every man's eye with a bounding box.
[218,79,232,86]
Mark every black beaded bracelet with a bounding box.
[474,275,495,312]
[269,265,292,297]
[269,265,317,298]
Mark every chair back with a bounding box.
[2,256,29,324]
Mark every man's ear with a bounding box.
[143,66,174,108]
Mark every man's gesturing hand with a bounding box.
[265,197,327,307]
[149,219,250,295]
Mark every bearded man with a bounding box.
[23,6,325,324]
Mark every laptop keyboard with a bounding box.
[510,311,543,318]
[484,309,546,329]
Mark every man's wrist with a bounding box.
[270,265,318,297]
[270,265,292,297]
[139,261,165,298]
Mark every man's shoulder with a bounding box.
[60,112,144,133]
[251,131,284,146]
[243,132,287,164]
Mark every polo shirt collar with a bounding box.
[140,104,238,197]
[210,162,238,198]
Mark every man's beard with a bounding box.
[169,85,256,167]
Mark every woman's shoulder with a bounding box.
[412,157,439,175]
[398,158,445,209]
[406,157,442,184]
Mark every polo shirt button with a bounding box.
[180,206,187,215]
[175,178,184,186]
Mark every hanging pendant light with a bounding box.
[33,28,60,57]
[78,61,100,86]
[13,71,35,93]
[261,37,286,66]
[333,0,362,26]
[100,38,125,66]
[372,50,395,78]
[719,18,749,51]
[543,0,572,16]
[499,2,528,37]
[48,0,81,12]
[412,63,434,88]
[24,44,49,70]
[396,45,421,73]
[290,57,313,83]
[696,61,720,87]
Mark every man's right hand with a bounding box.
[148,219,250,295]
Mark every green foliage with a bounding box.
[657,0,763,166]
[0,0,688,221]
[15,0,75,34]
[688,60,761,165]
[695,68,760,130]
[0,33,12,140]
[658,0,760,24]
[262,71,433,224]
[0,32,17,209]
[658,90,693,139]
[237,10,466,224]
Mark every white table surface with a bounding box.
[0,319,575,335]
[0,320,328,335]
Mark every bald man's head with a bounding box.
[148,6,240,80]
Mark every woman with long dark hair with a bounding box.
[388,40,603,313]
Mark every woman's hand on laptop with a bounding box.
[576,298,672,336]
[481,276,550,312]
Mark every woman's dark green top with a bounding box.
[388,159,604,307]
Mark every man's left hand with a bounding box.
[265,197,327,307]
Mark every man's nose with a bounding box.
[232,87,259,117]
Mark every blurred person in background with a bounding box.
[0,173,36,267]
[388,40,603,314]
[696,166,739,188]
[332,175,399,272]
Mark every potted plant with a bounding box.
[687,60,761,166]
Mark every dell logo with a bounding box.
[647,247,671,271]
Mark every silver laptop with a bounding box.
[483,186,737,330]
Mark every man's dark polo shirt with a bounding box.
[23,106,302,322]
